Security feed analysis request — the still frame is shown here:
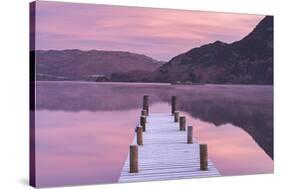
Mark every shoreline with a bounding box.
[35,80,273,87]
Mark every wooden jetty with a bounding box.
[118,96,221,183]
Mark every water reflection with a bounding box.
[35,82,273,187]
[160,85,273,159]
[181,112,273,176]
[35,109,138,187]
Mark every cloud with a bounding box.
[35,1,264,61]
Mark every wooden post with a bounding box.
[200,144,208,171]
[141,109,147,116]
[136,127,143,145]
[179,116,186,131]
[171,96,177,115]
[140,116,146,132]
[130,145,138,173]
[187,126,193,144]
[143,95,149,115]
[174,111,179,122]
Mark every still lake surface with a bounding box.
[35,82,273,187]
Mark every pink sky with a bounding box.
[35,1,265,61]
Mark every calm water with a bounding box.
[35,82,273,187]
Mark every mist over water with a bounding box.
[35,82,273,187]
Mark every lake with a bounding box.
[34,82,273,187]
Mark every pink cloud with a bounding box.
[35,1,264,61]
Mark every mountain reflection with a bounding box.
[36,82,273,159]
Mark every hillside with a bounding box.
[35,49,164,81]
[153,16,273,84]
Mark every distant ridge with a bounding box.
[35,49,164,81]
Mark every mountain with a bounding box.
[35,16,273,84]
[35,49,164,81]
[153,16,273,84]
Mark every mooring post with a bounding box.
[130,145,138,173]
[136,127,143,145]
[143,95,149,115]
[171,96,177,115]
[187,126,193,144]
[174,111,179,122]
[200,144,208,171]
[141,109,147,116]
[140,116,146,132]
[179,116,186,131]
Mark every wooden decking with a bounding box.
[118,113,220,183]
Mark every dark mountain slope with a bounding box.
[153,16,273,84]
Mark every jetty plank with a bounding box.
[119,113,220,183]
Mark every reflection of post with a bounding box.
[136,127,143,145]
[187,126,193,144]
[130,145,138,173]
[143,95,149,115]
[141,109,147,116]
[200,144,208,170]
[179,116,186,131]
[171,96,177,115]
[174,111,179,122]
[140,116,146,132]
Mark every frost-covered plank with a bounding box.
[118,113,220,183]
